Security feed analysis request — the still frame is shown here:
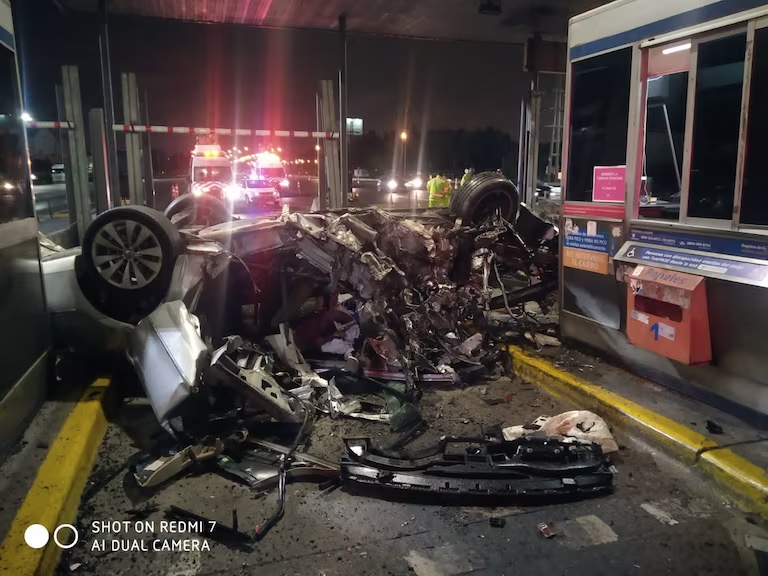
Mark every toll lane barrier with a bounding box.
[0,379,111,576]
[507,345,768,519]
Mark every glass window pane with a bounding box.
[0,44,32,223]
[687,33,746,220]
[566,48,632,202]
[639,71,688,220]
[741,27,768,226]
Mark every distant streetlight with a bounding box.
[315,144,321,152]
[244,146,249,151]
[21,112,33,122]
[400,131,408,142]
[277,147,282,153]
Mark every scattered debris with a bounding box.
[93,205,620,538]
[489,517,506,528]
[340,436,615,499]
[706,420,724,435]
[502,411,619,453]
[538,523,555,538]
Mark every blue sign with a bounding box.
[626,245,768,282]
[630,229,768,261]
[564,230,609,253]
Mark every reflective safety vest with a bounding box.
[461,172,473,186]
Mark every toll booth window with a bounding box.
[0,44,31,223]
[741,27,768,226]
[639,42,690,221]
[687,33,746,220]
[566,48,632,202]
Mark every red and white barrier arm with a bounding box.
[112,125,339,138]
[24,121,75,129]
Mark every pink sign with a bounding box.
[592,165,626,203]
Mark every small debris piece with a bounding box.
[489,517,506,528]
[69,564,82,572]
[538,522,555,538]
[706,420,724,435]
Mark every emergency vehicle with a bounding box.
[189,144,239,202]
[239,152,288,207]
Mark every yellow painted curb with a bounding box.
[700,450,768,517]
[507,345,768,517]
[0,378,111,576]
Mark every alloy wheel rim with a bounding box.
[90,219,163,289]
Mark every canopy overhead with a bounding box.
[58,0,609,44]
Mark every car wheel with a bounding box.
[79,206,182,324]
[450,171,520,224]
[164,193,233,228]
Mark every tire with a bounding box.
[450,171,520,225]
[164,193,232,228]
[79,206,182,324]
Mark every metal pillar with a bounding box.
[121,72,145,206]
[316,92,327,211]
[143,90,156,208]
[525,75,542,208]
[320,80,342,209]
[89,108,112,214]
[61,65,92,243]
[338,14,349,206]
[98,0,120,206]
[56,83,77,228]
[517,97,528,193]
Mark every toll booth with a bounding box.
[0,3,51,455]
[561,0,768,426]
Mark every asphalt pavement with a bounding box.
[38,374,762,575]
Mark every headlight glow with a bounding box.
[192,186,203,197]
[225,184,240,199]
[2,182,13,191]
[411,178,422,188]
[280,179,290,188]
[387,179,398,190]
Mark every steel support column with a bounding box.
[338,14,349,207]
[320,80,342,210]
[121,72,144,206]
[98,0,120,206]
[62,65,92,243]
[89,108,112,214]
[525,75,542,208]
[56,83,77,228]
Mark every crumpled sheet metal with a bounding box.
[502,411,619,454]
[128,301,208,434]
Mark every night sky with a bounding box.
[14,0,529,153]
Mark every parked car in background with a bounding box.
[51,164,65,183]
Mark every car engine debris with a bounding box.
[74,202,615,540]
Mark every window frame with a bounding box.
[563,45,635,205]
[635,24,753,230]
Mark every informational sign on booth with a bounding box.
[563,218,612,275]
[623,244,768,282]
[592,165,626,203]
[630,229,768,261]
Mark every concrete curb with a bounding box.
[0,378,111,576]
[508,345,768,518]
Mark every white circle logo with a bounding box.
[24,524,50,549]
[53,524,79,549]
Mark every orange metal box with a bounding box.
[626,265,711,365]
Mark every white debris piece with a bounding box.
[502,410,619,453]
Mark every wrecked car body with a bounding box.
[47,185,590,540]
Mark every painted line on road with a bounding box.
[507,345,768,519]
[0,379,111,576]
